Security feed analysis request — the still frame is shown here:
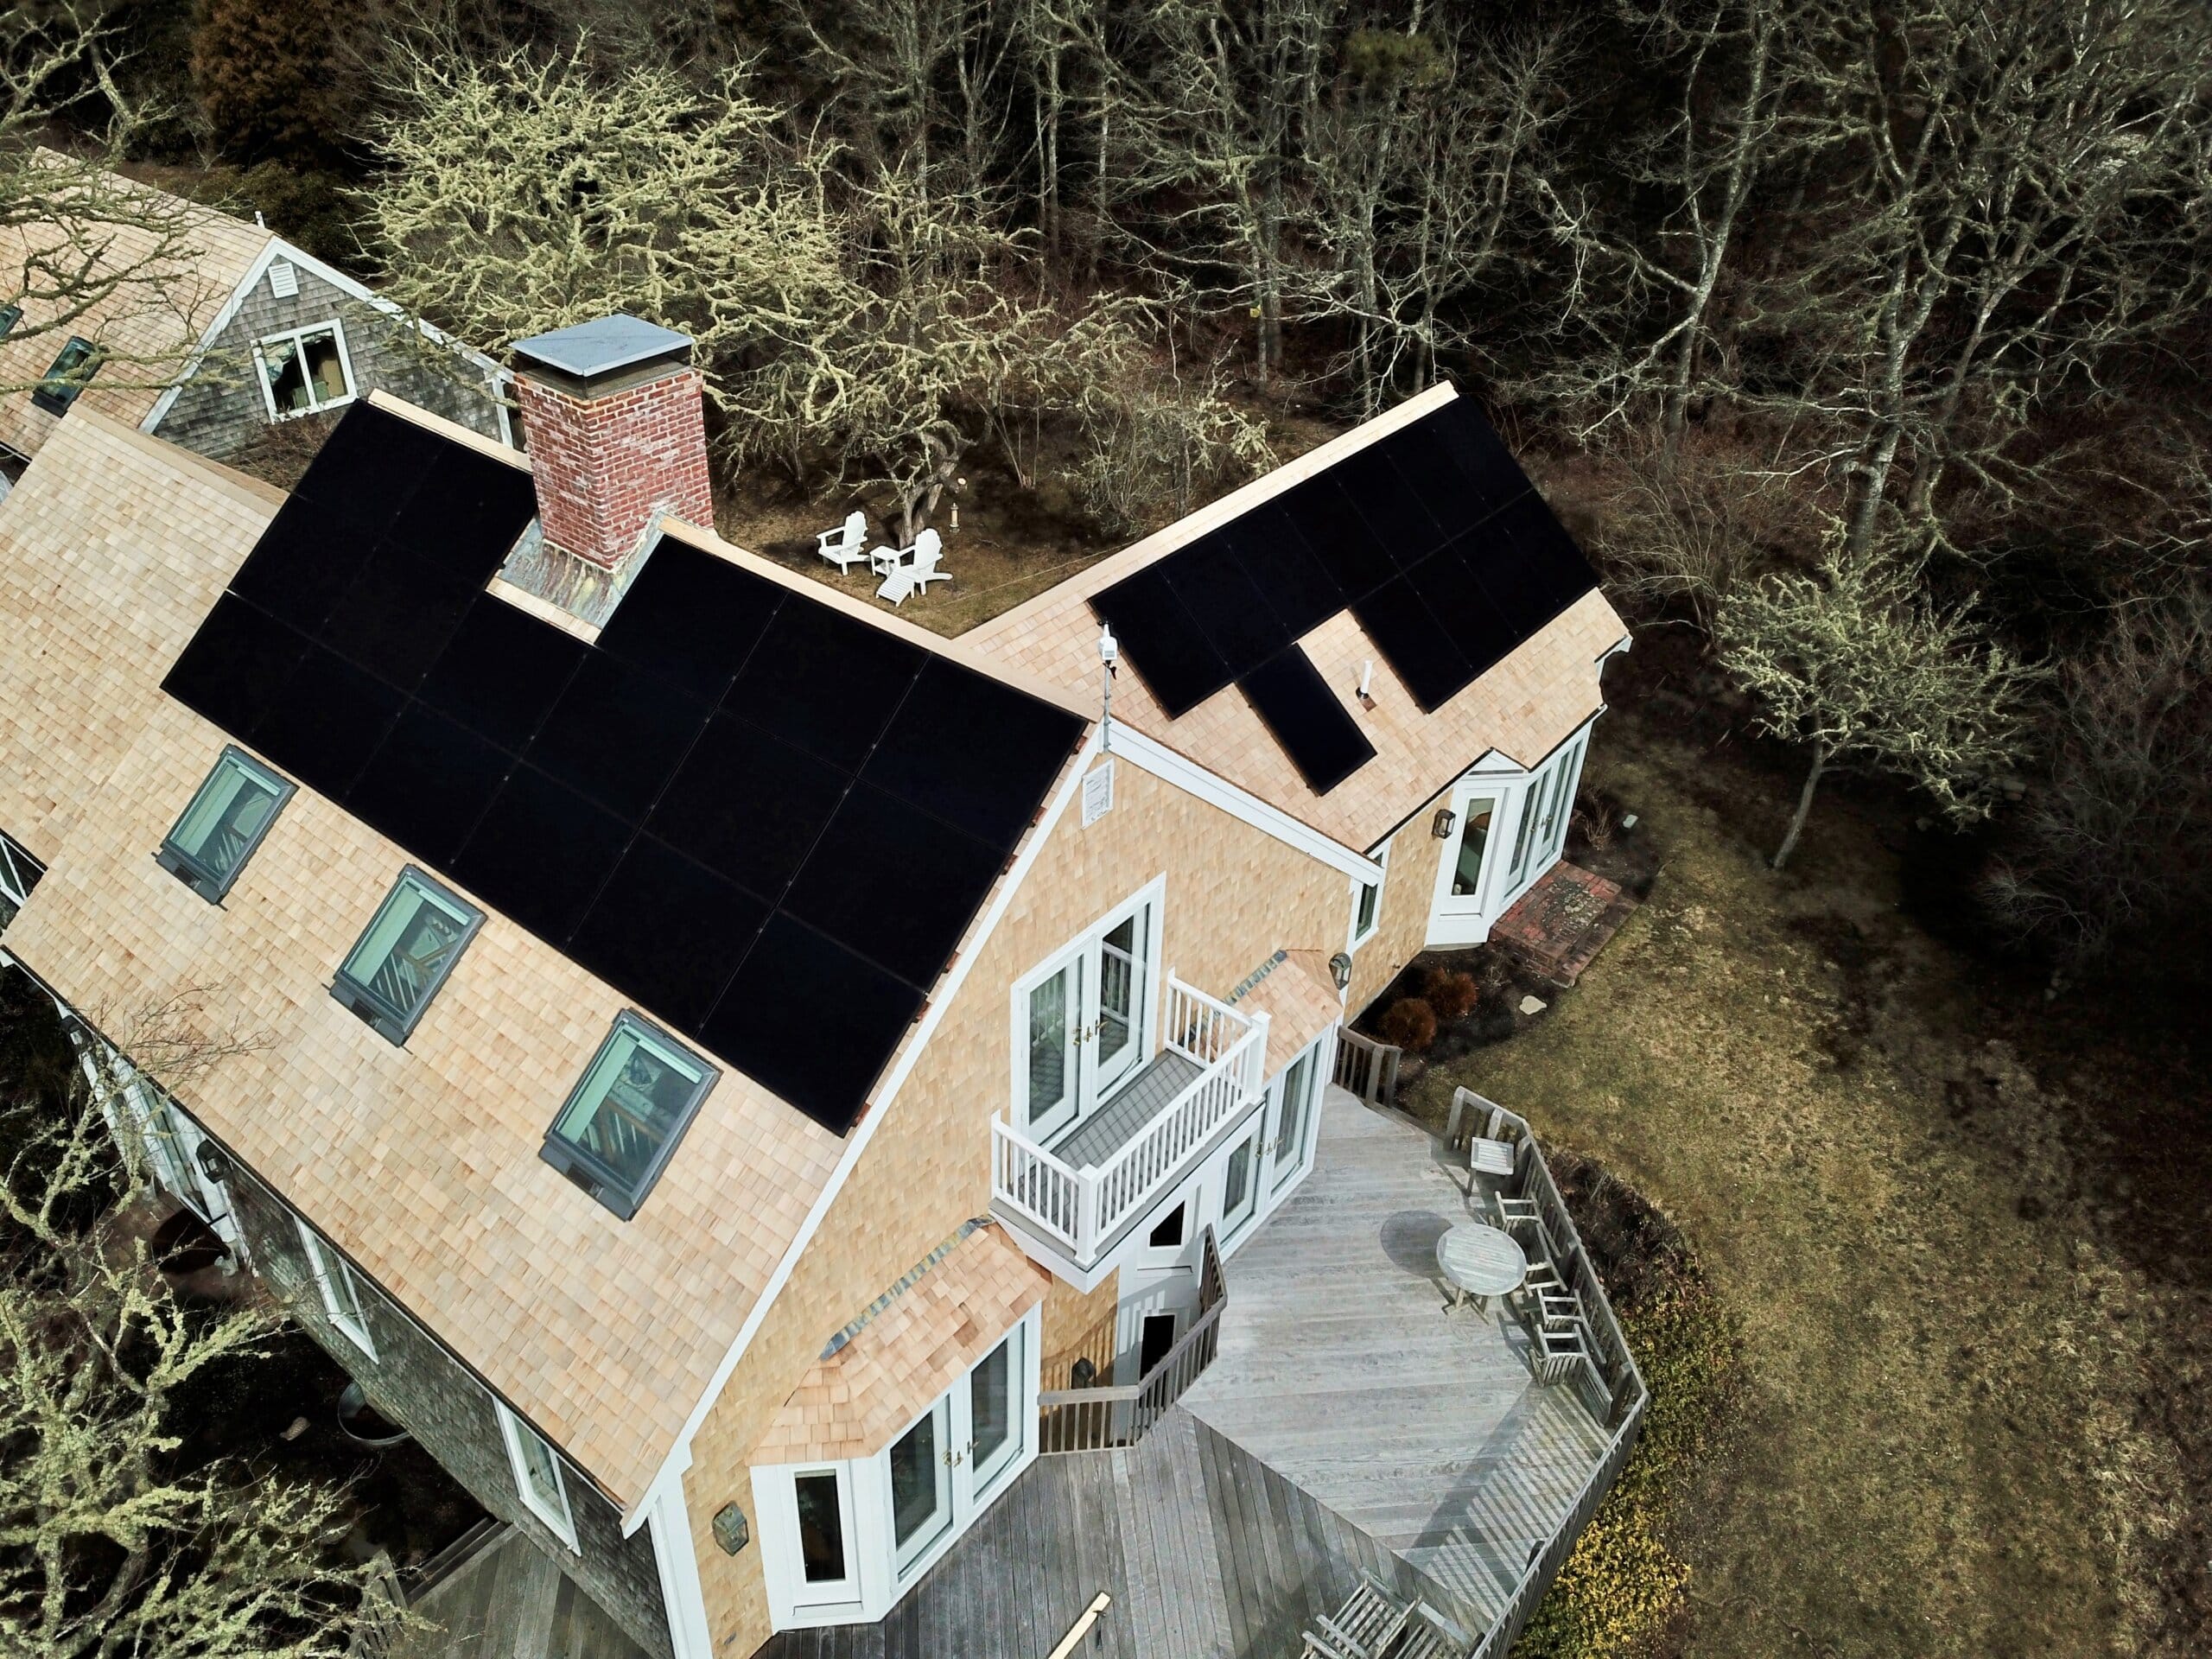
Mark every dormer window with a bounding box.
[255,321,355,419]
[541,1013,716,1219]
[332,868,482,1044]
[31,336,101,415]
[157,747,294,902]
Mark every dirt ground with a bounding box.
[1402,707,2208,1659]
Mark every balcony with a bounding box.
[991,976,1268,1275]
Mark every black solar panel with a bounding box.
[594,545,784,702]
[1239,647,1376,794]
[160,400,1083,1135]
[1089,565,1230,716]
[1089,394,1598,779]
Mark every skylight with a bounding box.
[541,1012,716,1219]
[157,746,294,902]
[331,867,481,1044]
[31,336,101,416]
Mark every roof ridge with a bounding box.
[963,380,1459,649]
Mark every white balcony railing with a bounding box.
[991,975,1268,1268]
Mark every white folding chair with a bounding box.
[816,511,868,574]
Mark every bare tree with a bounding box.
[360,39,851,395]
[1538,0,1808,461]
[1980,587,2212,974]
[1088,0,1341,387]
[1295,19,1580,415]
[0,975,402,1658]
[1717,542,2043,868]
[1760,0,2212,557]
[0,5,238,398]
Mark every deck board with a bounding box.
[1051,1051,1203,1166]
[391,1529,651,1659]
[1181,1091,1608,1632]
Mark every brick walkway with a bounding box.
[1491,862,1636,988]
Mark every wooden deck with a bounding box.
[764,1406,1437,1659]
[1052,1050,1203,1167]
[770,1089,1612,1658]
[387,1527,652,1659]
[1182,1090,1611,1632]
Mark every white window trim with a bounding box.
[753,1307,1041,1630]
[252,318,359,422]
[1007,874,1166,1135]
[1346,843,1390,951]
[293,1219,377,1359]
[497,1402,580,1552]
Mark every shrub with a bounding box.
[1376,996,1438,1052]
[1423,968,1481,1022]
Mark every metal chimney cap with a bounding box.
[511,314,694,385]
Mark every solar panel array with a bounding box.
[1088,397,1598,793]
[162,402,1084,1134]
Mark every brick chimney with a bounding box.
[511,315,715,570]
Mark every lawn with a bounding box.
[1401,712,2202,1659]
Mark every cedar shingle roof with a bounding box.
[0,158,270,458]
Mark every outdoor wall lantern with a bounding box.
[1328,951,1353,991]
[712,1501,750,1555]
[194,1141,232,1185]
[1431,807,1459,840]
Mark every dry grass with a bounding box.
[1403,714,2200,1659]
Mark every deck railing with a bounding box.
[992,976,1267,1268]
[1449,1090,1652,1656]
[1333,1026,1400,1109]
[1037,1224,1227,1452]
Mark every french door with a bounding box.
[1427,783,1504,946]
[1019,896,1154,1141]
[886,1324,1027,1584]
[1500,734,1587,911]
[1267,1043,1320,1195]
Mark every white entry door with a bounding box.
[1016,893,1156,1141]
[1426,783,1506,947]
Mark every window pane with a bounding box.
[551,1025,709,1190]
[1223,1135,1255,1220]
[518,1424,566,1517]
[794,1474,847,1584]
[302,329,347,405]
[1025,967,1070,1123]
[888,1409,944,1552]
[970,1335,1014,1471]
[1096,914,1139,1065]
[1355,880,1380,937]
[1452,798,1497,897]
[0,304,21,339]
[327,1256,367,1331]
[167,753,286,888]
[262,336,310,413]
[1147,1202,1185,1249]
[35,338,99,411]
[340,874,475,1026]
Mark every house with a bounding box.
[0,311,1642,1659]
[0,156,508,491]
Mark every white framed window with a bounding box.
[755,1309,1040,1630]
[1347,844,1389,950]
[497,1402,579,1551]
[253,321,356,420]
[293,1219,376,1358]
[1011,878,1165,1143]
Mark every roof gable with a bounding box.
[159,401,1087,1133]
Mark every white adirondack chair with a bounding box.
[910,532,950,594]
[816,512,869,574]
[870,526,942,580]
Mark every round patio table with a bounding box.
[1435,1222,1528,1313]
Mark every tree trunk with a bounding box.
[1772,741,1827,869]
